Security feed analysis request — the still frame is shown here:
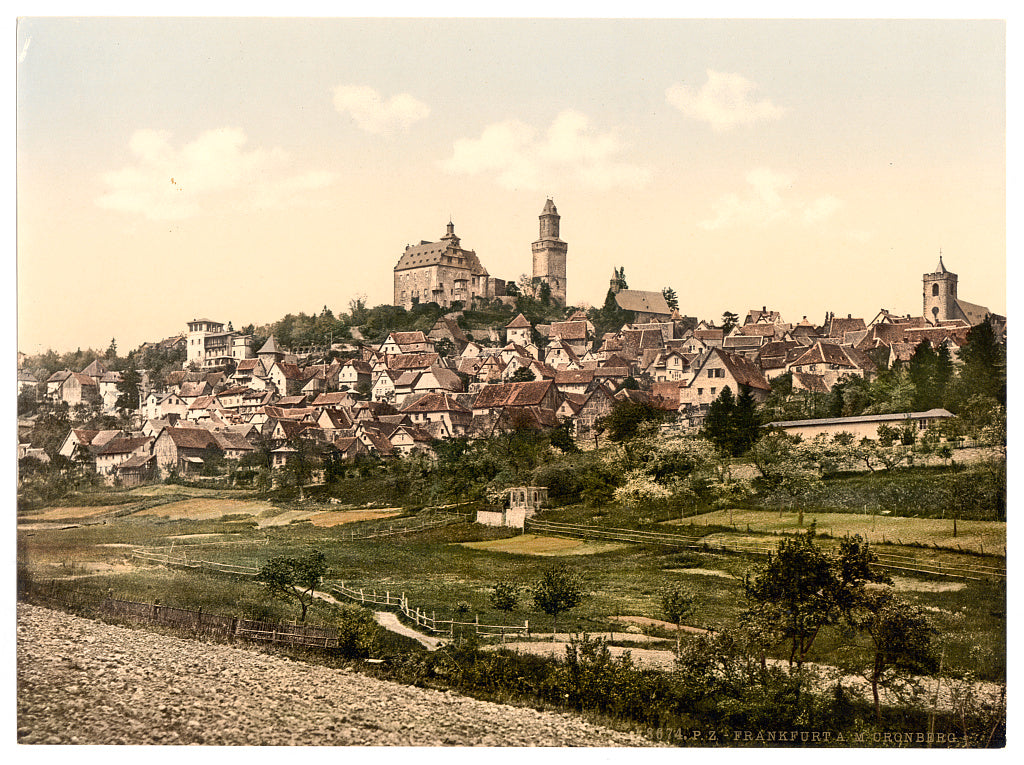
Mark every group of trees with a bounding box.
[489,565,586,638]
[742,531,936,721]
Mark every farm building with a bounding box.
[764,408,955,440]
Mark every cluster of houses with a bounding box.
[22,288,987,489]
[17,255,1002,488]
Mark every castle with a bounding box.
[393,199,567,309]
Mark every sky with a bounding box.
[15,14,1009,355]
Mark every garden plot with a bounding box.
[461,534,629,556]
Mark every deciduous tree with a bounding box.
[661,584,695,656]
[256,549,328,622]
[533,564,585,638]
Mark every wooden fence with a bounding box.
[330,581,529,639]
[101,597,340,648]
[334,512,466,541]
[132,548,261,577]
[128,547,527,639]
[21,581,342,650]
[524,519,1006,583]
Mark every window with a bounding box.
[932,284,940,296]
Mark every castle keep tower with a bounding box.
[532,198,568,305]
[923,255,959,323]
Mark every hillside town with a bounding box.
[16,201,1005,490]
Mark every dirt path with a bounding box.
[373,611,447,651]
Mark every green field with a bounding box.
[16,491,1007,683]
[669,508,1006,555]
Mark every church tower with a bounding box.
[531,198,568,305]
[923,254,959,323]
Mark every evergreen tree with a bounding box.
[115,361,143,418]
[933,342,955,406]
[721,311,739,334]
[662,286,679,311]
[701,386,736,455]
[956,316,1006,406]
[732,385,761,456]
[907,340,939,410]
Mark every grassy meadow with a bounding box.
[16,489,1006,682]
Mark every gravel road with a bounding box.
[16,604,656,746]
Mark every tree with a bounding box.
[849,587,937,722]
[533,564,585,638]
[702,385,760,457]
[537,281,552,305]
[721,311,739,334]
[600,398,665,443]
[115,360,143,421]
[433,337,455,359]
[256,549,328,622]
[744,531,886,672]
[490,577,522,643]
[509,366,536,383]
[907,340,940,411]
[106,338,118,359]
[662,286,679,311]
[661,584,695,656]
[611,266,628,291]
[701,385,736,454]
[955,315,1006,406]
[744,531,837,671]
[748,431,822,514]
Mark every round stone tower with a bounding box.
[531,198,568,305]
[922,255,959,323]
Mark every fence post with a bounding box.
[525,619,529,637]
[475,614,479,634]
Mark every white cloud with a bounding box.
[440,110,651,191]
[333,85,430,134]
[666,70,785,131]
[699,167,843,230]
[803,195,844,225]
[96,128,335,221]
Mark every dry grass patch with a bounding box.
[29,505,123,521]
[461,534,629,556]
[665,567,737,579]
[307,510,402,527]
[134,498,275,521]
[890,576,967,593]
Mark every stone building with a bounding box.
[393,222,501,309]
[531,198,568,304]
[922,255,1001,326]
[185,319,254,370]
